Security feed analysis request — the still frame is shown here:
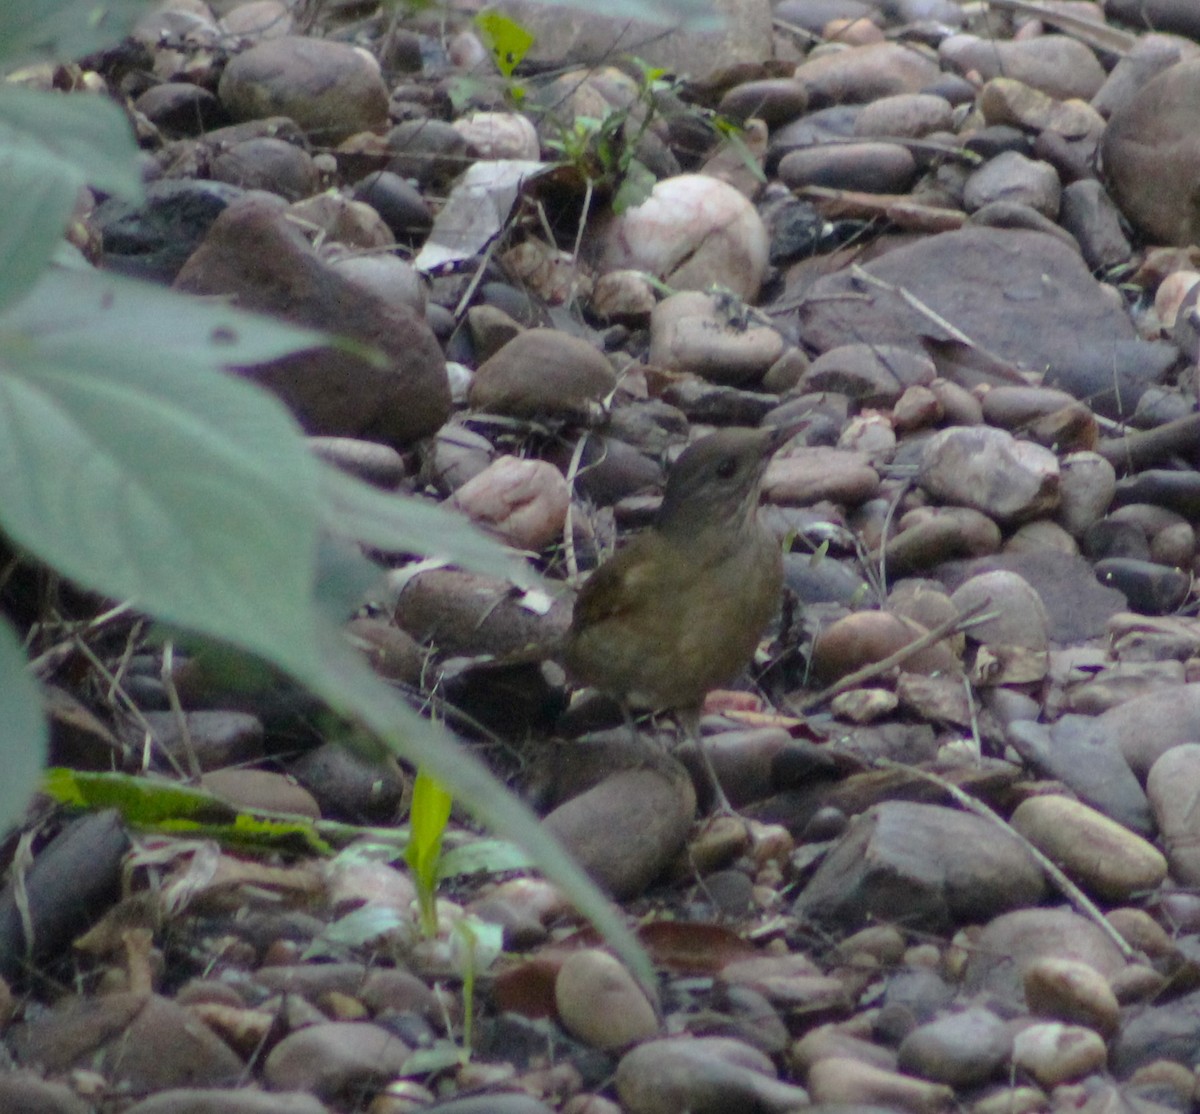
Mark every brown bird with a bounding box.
[564,424,794,812]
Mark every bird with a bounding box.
[563,424,795,813]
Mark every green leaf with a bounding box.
[612,158,657,215]
[0,0,148,73]
[473,11,535,79]
[406,767,453,936]
[0,616,48,834]
[400,1042,467,1076]
[319,462,539,590]
[304,905,409,960]
[439,838,531,880]
[0,87,142,202]
[0,267,327,677]
[42,768,235,824]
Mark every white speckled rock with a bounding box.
[589,174,769,302]
[452,111,540,160]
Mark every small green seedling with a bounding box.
[406,766,454,938]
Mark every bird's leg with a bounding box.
[677,707,737,817]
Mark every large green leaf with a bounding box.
[0,615,48,834]
[0,0,148,73]
[0,87,142,203]
[0,268,326,677]
[319,463,539,590]
[0,115,84,312]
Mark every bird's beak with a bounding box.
[764,420,808,455]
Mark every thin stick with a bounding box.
[792,597,992,713]
[849,264,978,346]
[872,759,1137,962]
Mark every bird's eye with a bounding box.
[715,457,738,480]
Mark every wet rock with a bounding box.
[718,79,809,127]
[940,34,1105,100]
[963,152,1060,219]
[616,1036,809,1114]
[810,610,960,682]
[1095,558,1190,615]
[896,1006,1012,1086]
[589,174,769,303]
[919,426,1058,525]
[555,949,658,1049]
[649,291,785,386]
[800,344,934,408]
[221,0,295,40]
[1111,985,1200,1077]
[0,811,128,982]
[778,142,918,193]
[1011,1022,1107,1087]
[468,328,616,421]
[1056,452,1116,537]
[794,801,1046,931]
[389,567,570,660]
[96,177,246,283]
[797,227,1147,385]
[1059,179,1134,272]
[1023,957,1121,1037]
[135,82,227,136]
[1010,795,1167,902]
[450,456,570,551]
[124,1092,327,1114]
[951,567,1048,664]
[963,908,1128,1006]
[1099,683,1200,779]
[1147,744,1200,885]
[806,1057,954,1112]
[218,37,387,144]
[1103,59,1200,245]
[382,120,471,189]
[542,764,696,899]
[495,0,771,78]
[12,993,243,1090]
[1103,1,1200,48]
[793,42,942,107]
[763,447,880,507]
[209,137,318,200]
[263,1021,410,1101]
[0,1073,92,1114]
[288,741,404,823]
[350,171,431,243]
[451,111,540,160]
[878,507,1002,574]
[1004,717,1152,837]
[174,195,450,447]
[202,768,321,817]
[140,710,264,770]
[853,93,954,139]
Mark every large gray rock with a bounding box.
[793,801,1047,931]
[1102,58,1200,245]
[793,228,1168,415]
[218,36,387,144]
[174,195,450,447]
[491,0,771,80]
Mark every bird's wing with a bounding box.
[570,535,674,631]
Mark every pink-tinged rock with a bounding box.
[451,456,570,551]
[589,174,769,303]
